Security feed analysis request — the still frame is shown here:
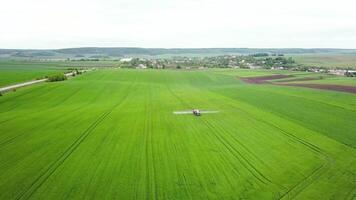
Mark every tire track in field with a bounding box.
[0,84,85,146]
[227,103,332,199]
[0,72,119,149]
[0,116,17,125]
[169,80,333,199]
[165,80,229,196]
[0,88,86,148]
[4,81,82,118]
[167,74,333,199]
[15,110,112,200]
[0,107,86,149]
[207,91,333,200]
[165,81,275,187]
[0,84,62,114]
[15,74,138,200]
[268,125,332,200]
[205,118,288,191]
[201,119,272,185]
[211,117,272,172]
[144,82,159,200]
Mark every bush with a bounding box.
[345,72,356,77]
[47,74,67,82]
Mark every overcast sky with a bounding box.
[0,0,355,49]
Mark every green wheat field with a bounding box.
[0,69,355,199]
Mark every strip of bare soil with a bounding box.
[240,74,292,84]
[274,77,321,83]
[276,83,356,94]
[240,74,356,94]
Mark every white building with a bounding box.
[120,58,133,62]
[137,64,147,69]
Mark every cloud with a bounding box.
[0,0,355,48]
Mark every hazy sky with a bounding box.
[0,0,355,49]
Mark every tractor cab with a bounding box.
[193,109,201,116]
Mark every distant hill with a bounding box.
[1,47,356,59]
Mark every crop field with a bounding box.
[0,60,118,87]
[0,69,355,199]
[0,60,68,87]
[291,53,356,69]
[279,75,356,87]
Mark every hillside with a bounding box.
[1,48,356,59]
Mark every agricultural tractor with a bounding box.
[193,109,201,116]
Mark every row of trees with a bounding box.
[262,57,296,68]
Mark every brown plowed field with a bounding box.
[240,74,356,94]
[277,83,356,94]
[240,74,292,84]
[274,77,320,82]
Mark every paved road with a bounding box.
[0,79,47,93]
[0,72,77,94]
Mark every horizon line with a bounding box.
[1,47,356,50]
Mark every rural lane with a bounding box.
[0,72,77,94]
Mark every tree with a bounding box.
[47,74,67,82]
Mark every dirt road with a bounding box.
[0,71,79,94]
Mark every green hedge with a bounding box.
[47,74,67,82]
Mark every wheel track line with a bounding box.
[0,79,111,150]
[28,85,84,117]
[165,78,271,190]
[213,117,272,174]
[202,89,334,199]
[207,118,287,191]
[16,75,138,200]
[167,74,331,198]
[259,120,332,200]
[1,71,92,115]
[165,80,217,196]
[0,80,91,145]
[187,118,242,181]
[15,110,110,200]
[0,84,62,114]
[0,117,17,125]
[232,105,332,200]
[0,109,80,148]
[0,88,87,148]
[167,120,194,198]
[173,82,333,199]
[228,102,332,200]
[200,84,335,198]
[166,80,274,186]
[202,119,270,185]
[144,87,151,200]
[277,163,327,199]
[274,133,331,199]
[144,82,158,200]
